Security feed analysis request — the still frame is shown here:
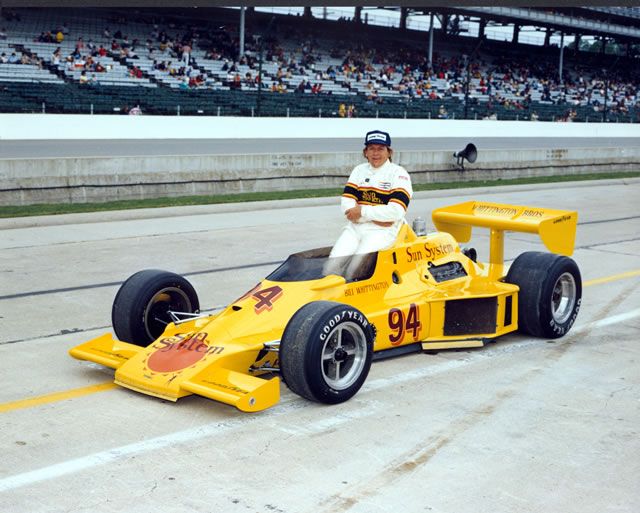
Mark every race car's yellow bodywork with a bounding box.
[70,200,578,412]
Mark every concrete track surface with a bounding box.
[1,179,639,513]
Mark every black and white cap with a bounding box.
[364,130,391,147]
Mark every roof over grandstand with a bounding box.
[5,3,640,43]
[4,0,640,7]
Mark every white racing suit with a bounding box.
[326,159,413,279]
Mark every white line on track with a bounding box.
[584,308,640,329]
[1,308,638,493]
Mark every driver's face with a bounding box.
[364,144,390,168]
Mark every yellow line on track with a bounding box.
[0,382,116,413]
[2,268,639,414]
[583,269,640,287]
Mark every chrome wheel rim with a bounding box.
[321,321,367,390]
[143,287,192,340]
[551,272,577,324]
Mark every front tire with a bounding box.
[112,269,199,346]
[280,301,374,404]
[506,252,581,338]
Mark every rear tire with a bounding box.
[112,270,199,346]
[506,252,581,338]
[280,301,374,404]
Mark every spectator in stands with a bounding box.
[129,105,142,115]
[181,43,191,66]
[79,70,89,85]
[8,52,19,64]
[438,105,449,119]
[324,130,413,280]
[56,30,64,44]
[37,31,52,43]
[0,53,7,64]
[74,55,86,69]
[366,90,379,104]
[0,27,7,40]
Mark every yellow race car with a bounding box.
[70,201,581,412]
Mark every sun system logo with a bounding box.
[147,332,223,373]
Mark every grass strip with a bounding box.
[1,170,638,219]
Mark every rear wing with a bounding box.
[432,201,578,272]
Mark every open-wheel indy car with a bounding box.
[70,200,581,412]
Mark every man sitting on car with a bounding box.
[325,130,413,280]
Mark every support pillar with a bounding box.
[512,24,520,44]
[559,32,564,82]
[428,13,434,69]
[400,7,408,30]
[479,18,486,39]
[239,6,245,59]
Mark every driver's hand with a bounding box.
[345,205,362,222]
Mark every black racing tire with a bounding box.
[112,269,199,346]
[280,301,374,404]
[506,252,581,339]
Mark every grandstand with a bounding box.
[0,6,638,122]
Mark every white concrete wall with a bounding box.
[2,146,639,206]
[1,114,638,206]
[1,114,639,141]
